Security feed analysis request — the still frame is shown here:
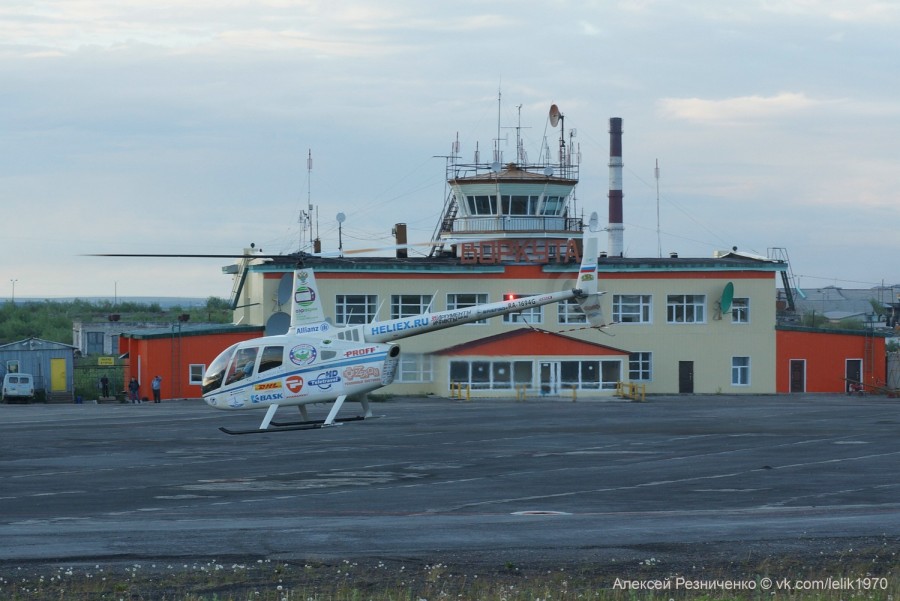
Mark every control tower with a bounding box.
[429,103,582,263]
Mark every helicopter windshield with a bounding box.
[201,343,240,395]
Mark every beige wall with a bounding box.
[240,265,780,396]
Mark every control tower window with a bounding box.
[466,195,497,215]
[501,195,536,215]
[540,196,564,215]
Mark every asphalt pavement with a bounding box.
[1,394,898,569]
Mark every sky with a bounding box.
[3,0,899,300]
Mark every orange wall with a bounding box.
[776,329,886,393]
[123,330,260,400]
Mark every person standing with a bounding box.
[128,377,140,403]
[151,375,162,403]
[100,375,110,398]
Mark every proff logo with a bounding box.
[345,347,377,358]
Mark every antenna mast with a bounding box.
[655,159,661,258]
[300,149,314,251]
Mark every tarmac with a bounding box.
[1,393,898,569]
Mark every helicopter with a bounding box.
[179,212,606,434]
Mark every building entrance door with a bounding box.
[790,359,806,393]
[678,361,694,393]
[845,359,862,393]
[540,361,559,395]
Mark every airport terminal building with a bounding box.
[117,114,888,400]
[232,251,784,398]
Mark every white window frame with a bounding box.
[628,351,652,381]
[335,294,377,325]
[667,294,706,324]
[613,294,652,324]
[502,293,543,324]
[397,354,433,383]
[189,364,205,385]
[391,294,433,319]
[732,356,751,386]
[447,293,489,325]
[558,299,587,324]
[731,298,750,323]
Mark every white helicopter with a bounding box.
[197,212,607,434]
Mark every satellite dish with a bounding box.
[265,311,291,336]
[720,282,734,314]
[549,104,561,128]
[276,273,292,306]
[543,166,554,177]
[490,161,502,173]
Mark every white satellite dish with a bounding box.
[543,166,554,177]
[490,161,502,173]
[549,104,561,128]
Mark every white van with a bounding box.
[2,373,35,402]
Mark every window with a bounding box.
[336,295,376,325]
[449,359,533,390]
[540,196,564,215]
[502,294,543,324]
[86,331,104,355]
[258,346,283,373]
[391,294,432,319]
[629,352,652,381]
[613,295,651,323]
[189,364,205,385]
[732,356,750,386]
[558,299,587,324]
[560,360,620,390]
[731,298,749,323]
[447,293,488,324]
[397,354,433,383]
[466,195,497,215]
[501,195,538,215]
[667,295,705,323]
[225,346,259,385]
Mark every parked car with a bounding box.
[2,373,35,403]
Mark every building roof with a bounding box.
[776,324,893,338]
[0,337,77,351]
[249,253,787,275]
[435,328,630,357]
[792,285,899,320]
[120,323,263,340]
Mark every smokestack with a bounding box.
[608,117,624,257]
[393,223,408,258]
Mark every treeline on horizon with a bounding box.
[0,297,232,346]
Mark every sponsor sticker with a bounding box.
[308,369,341,390]
[254,381,282,391]
[289,344,317,366]
[342,365,381,383]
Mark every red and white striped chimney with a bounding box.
[608,117,624,257]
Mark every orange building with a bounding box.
[120,324,262,400]
[776,326,888,393]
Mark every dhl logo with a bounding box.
[254,381,283,391]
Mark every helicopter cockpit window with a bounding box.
[258,346,283,373]
[201,343,240,394]
[225,346,259,385]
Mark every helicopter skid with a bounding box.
[218,415,372,435]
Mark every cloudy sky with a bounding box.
[3,0,898,300]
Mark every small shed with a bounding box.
[0,337,77,400]
[120,323,263,400]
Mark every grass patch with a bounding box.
[0,551,896,600]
